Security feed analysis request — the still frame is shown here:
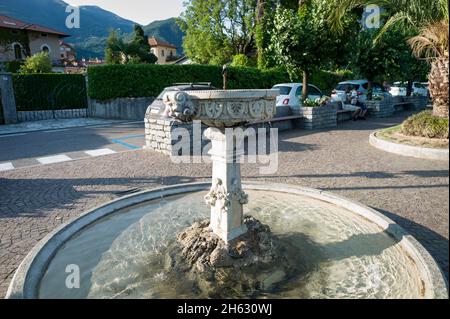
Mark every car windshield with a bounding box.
[273,86,292,95]
[336,84,359,91]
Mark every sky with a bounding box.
[64,0,185,25]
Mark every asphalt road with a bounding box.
[0,121,145,171]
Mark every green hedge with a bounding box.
[13,74,87,111]
[87,64,290,100]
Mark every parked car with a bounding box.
[272,83,323,108]
[331,80,391,103]
[390,81,429,97]
[148,83,216,115]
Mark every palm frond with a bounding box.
[408,20,449,60]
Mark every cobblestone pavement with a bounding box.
[0,112,448,297]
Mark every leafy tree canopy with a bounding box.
[179,0,257,65]
[105,25,157,65]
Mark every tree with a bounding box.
[269,0,355,99]
[330,0,449,117]
[105,30,123,64]
[350,28,410,99]
[179,0,257,65]
[19,52,52,73]
[105,26,157,65]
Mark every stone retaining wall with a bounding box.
[404,96,429,111]
[366,97,394,118]
[301,104,338,130]
[89,97,154,120]
[144,117,209,156]
[17,109,87,122]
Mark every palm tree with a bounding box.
[330,0,449,118]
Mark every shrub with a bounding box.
[87,64,290,100]
[402,111,449,139]
[13,74,87,111]
[231,54,250,67]
[19,52,52,74]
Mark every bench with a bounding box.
[337,109,352,122]
[246,115,304,131]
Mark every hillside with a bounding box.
[0,0,184,58]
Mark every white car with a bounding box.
[272,83,323,108]
[390,82,429,97]
[331,80,391,103]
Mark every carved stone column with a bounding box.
[204,127,249,243]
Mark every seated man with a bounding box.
[342,88,367,120]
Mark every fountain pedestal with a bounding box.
[204,127,250,243]
[161,89,278,243]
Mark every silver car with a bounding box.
[331,80,391,103]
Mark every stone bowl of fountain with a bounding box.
[6,87,448,299]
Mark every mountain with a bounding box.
[0,0,184,58]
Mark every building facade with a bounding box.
[148,37,178,65]
[0,15,70,65]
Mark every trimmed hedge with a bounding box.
[13,74,87,111]
[87,64,290,100]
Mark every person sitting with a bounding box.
[342,87,367,120]
[350,88,368,120]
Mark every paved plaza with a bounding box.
[0,112,448,297]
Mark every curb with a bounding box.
[370,132,449,161]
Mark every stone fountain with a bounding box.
[158,87,293,296]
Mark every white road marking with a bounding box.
[0,162,14,172]
[84,148,116,157]
[37,154,72,165]
[43,129,70,133]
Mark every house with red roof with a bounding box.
[148,36,179,65]
[0,15,70,65]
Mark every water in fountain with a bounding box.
[38,190,424,299]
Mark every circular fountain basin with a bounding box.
[7,182,448,299]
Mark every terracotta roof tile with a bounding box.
[0,15,69,37]
[148,36,177,49]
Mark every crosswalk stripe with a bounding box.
[84,148,116,157]
[37,154,72,165]
[0,162,14,172]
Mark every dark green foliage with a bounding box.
[402,110,449,139]
[13,74,87,111]
[311,69,354,95]
[105,27,158,65]
[87,64,289,100]
[4,61,24,73]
